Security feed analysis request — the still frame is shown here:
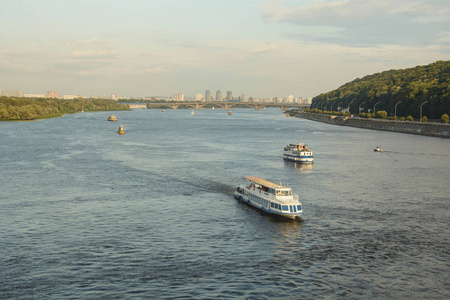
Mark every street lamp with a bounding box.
[420,101,428,122]
[338,102,343,111]
[359,102,365,114]
[347,101,354,114]
[374,102,380,114]
[395,101,402,119]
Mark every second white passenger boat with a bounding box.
[284,143,314,163]
[234,176,303,220]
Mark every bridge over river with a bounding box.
[146,102,309,111]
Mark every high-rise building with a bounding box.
[174,93,184,102]
[205,90,211,102]
[5,90,21,97]
[194,94,203,101]
[216,90,222,101]
[22,94,45,98]
[227,90,232,101]
[46,91,59,98]
[241,94,247,102]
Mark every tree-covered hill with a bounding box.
[0,97,130,121]
[311,60,450,119]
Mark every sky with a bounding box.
[1,0,450,99]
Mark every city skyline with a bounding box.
[1,0,449,98]
[0,84,311,102]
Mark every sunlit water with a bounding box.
[1,109,449,299]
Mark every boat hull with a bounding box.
[283,153,314,163]
[234,191,302,220]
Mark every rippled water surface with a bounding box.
[1,109,449,299]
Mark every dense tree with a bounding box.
[311,61,450,119]
[0,96,130,121]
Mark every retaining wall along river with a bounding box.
[293,112,450,138]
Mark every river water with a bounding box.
[1,109,449,299]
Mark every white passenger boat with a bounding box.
[374,146,382,152]
[284,143,314,163]
[234,176,303,220]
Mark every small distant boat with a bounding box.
[284,143,314,164]
[234,176,303,220]
[107,115,117,122]
[191,110,195,115]
[118,125,125,135]
[212,106,215,110]
[162,109,165,112]
[374,146,382,152]
[228,111,232,115]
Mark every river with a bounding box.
[1,108,449,299]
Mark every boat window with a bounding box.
[282,205,288,211]
[297,205,302,211]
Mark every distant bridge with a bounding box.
[146,102,309,111]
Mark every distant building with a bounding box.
[63,95,83,100]
[174,93,184,102]
[194,93,203,101]
[111,93,116,100]
[241,94,247,102]
[205,90,211,102]
[46,91,59,98]
[4,90,21,97]
[216,90,223,101]
[227,90,232,101]
[22,94,45,98]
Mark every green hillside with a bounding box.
[311,60,450,119]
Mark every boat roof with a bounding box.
[244,176,285,189]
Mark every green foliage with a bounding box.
[310,60,450,119]
[406,115,414,122]
[442,113,449,123]
[0,96,130,121]
[376,111,388,119]
[421,116,428,122]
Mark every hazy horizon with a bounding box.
[1,0,449,98]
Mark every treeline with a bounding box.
[121,99,168,103]
[0,97,130,121]
[311,60,450,119]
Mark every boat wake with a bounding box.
[382,150,449,157]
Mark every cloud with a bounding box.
[231,43,281,61]
[262,0,450,46]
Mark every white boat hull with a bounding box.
[283,153,314,163]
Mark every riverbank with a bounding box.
[290,111,450,138]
